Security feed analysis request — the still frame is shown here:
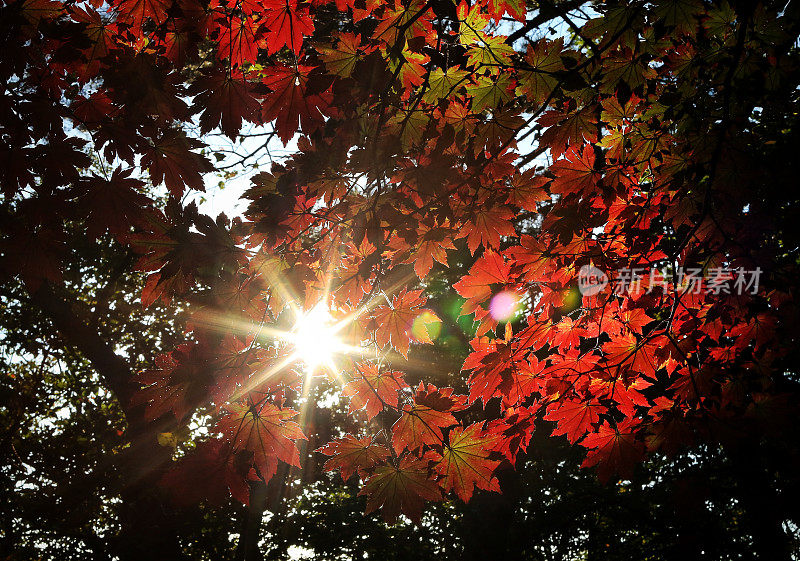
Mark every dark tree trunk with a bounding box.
[30,282,187,560]
[460,466,520,560]
[235,481,269,561]
[728,440,791,561]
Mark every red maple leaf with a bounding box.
[462,338,533,405]
[601,334,660,378]
[342,361,409,420]
[317,434,391,481]
[485,406,537,462]
[549,144,601,197]
[550,317,589,352]
[580,419,645,483]
[406,225,456,279]
[544,397,603,444]
[359,456,442,523]
[218,400,306,480]
[506,169,550,211]
[538,108,598,160]
[261,0,315,55]
[193,72,261,139]
[261,65,331,144]
[141,129,213,196]
[216,16,261,67]
[1,223,64,292]
[130,343,211,422]
[392,397,458,452]
[370,288,439,358]
[80,167,151,239]
[453,250,513,316]
[433,423,501,501]
[459,203,515,254]
[20,0,62,26]
[115,0,170,29]
[160,439,251,506]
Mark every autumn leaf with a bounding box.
[359,456,442,523]
[130,344,206,422]
[506,168,550,211]
[193,72,260,139]
[516,38,565,105]
[318,32,367,77]
[372,0,432,46]
[342,361,409,420]
[462,339,533,405]
[141,129,213,196]
[394,47,429,92]
[485,406,536,462]
[159,439,251,506]
[424,67,468,104]
[215,16,260,67]
[261,0,314,55]
[487,0,524,22]
[459,203,515,254]
[371,288,439,358]
[218,401,306,479]
[452,250,512,315]
[601,334,660,378]
[466,74,513,113]
[550,317,588,352]
[317,434,391,481]
[116,0,170,29]
[392,401,458,452]
[544,397,602,444]
[406,225,456,278]
[548,144,601,197]
[539,108,598,160]
[80,167,151,238]
[20,0,62,25]
[466,34,514,69]
[457,1,489,45]
[261,65,330,144]
[580,419,645,483]
[387,108,431,150]
[433,424,500,501]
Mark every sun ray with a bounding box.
[200,259,434,413]
[232,352,299,401]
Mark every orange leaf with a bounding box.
[580,419,645,483]
[434,424,501,501]
[392,402,457,452]
[317,434,391,481]
[359,456,442,523]
[452,250,512,315]
[544,397,602,444]
[218,401,306,480]
[342,362,409,420]
[371,288,436,358]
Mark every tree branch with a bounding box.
[29,281,135,406]
[506,0,591,45]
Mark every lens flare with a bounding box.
[489,291,521,322]
[411,310,441,342]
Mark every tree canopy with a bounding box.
[3,0,800,558]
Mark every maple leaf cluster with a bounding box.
[3,0,800,525]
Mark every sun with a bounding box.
[291,304,342,370]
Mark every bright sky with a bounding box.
[189,129,299,218]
